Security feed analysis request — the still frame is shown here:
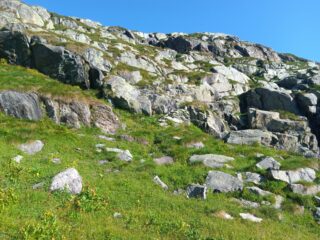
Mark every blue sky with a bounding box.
[24,0,319,61]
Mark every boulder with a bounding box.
[91,104,120,134]
[242,172,263,185]
[18,140,44,155]
[0,30,31,66]
[256,157,281,170]
[290,184,320,195]
[50,168,82,194]
[186,184,207,199]
[205,171,243,193]
[31,43,90,88]
[0,91,42,120]
[106,148,133,162]
[226,129,276,146]
[246,186,272,197]
[240,87,300,115]
[189,154,234,168]
[270,168,316,184]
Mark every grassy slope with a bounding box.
[0,63,319,239]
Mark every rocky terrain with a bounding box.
[0,1,319,239]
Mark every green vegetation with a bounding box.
[0,62,319,239]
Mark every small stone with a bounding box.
[186,141,205,149]
[32,182,45,190]
[117,150,133,162]
[113,212,122,218]
[186,184,207,199]
[246,186,272,196]
[214,210,234,220]
[189,154,234,168]
[205,171,243,193]
[153,176,168,190]
[12,155,23,163]
[98,135,115,141]
[242,172,263,185]
[98,160,109,165]
[256,153,264,158]
[154,156,173,165]
[173,189,185,195]
[233,198,260,208]
[95,144,105,148]
[18,140,44,155]
[173,136,182,140]
[239,213,263,223]
[51,158,61,164]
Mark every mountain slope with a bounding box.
[0,1,319,239]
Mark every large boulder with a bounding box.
[0,30,31,66]
[205,171,243,193]
[226,129,276,146]
[256,157,281,170]
[290,184,320,195]
[18,140,44,155]
[50,168,82,194]
[270,168,316,184]
[0,91,42,120]
[240,87,300,115]
[31,43,90,88]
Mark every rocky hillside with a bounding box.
[0,1,319,239]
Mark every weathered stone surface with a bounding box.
[227,129,276,146]
[242,172,263,185]
[0,30,31,66]
[31,43,90,88]
[256,157,281,170]
[50,168,82,194]
[186,184,207,199]
[154,156,174,165]
[18,140,44,155]
[270,168,316,184]
[246,186,272,197]
[189,154,234,168]
[290,184,320,195]
[0,91,42,120]
[106,148,133,162]
[205,171,243,193]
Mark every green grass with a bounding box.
[0,110,318,239]
[0,61,100,102]
[0,63,319,239]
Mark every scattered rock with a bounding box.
[239,213,263,223]
[51,158,61,164]
[186,141,205,149]
[270,168,316,184]
[242,172,263,185]
[32,182,44,190]
[234,198,260,208]
[290,184,320,195]
[98,160,109,165]
[106,148,133,162]
[189,154,234,168]
[186,184,207,199]
[98,135,115,141]
[246,186,272,196]
[314,208,320,222]
[113,212,122,219]
[153,176,168,190]
[12,155,23,163]
[18,140,44,155]
[214,210,234,220]
[154,156,173,165]
[205,171,243,193]
[50,168,82,194]
[256,157,281,170]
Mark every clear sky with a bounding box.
[23,0,319,62]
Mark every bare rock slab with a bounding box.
[205,171,243,193]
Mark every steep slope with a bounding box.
[0,1,319,239]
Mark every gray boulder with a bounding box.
[242,172,263,185]
[246,186,272,197]
[0,30,31,66]
[290,184,320,195]
[186,184,207,199]
[154,156,174,165]
[18,140,44,155]
[270,168,316,184]
[31,43,90,88]
[0,91,42,120]
[205,171,243,193]
[256,157,281,170]
[227,129,276,146]
[50,168,82,194]
[153,176,168,190]
[189,154,234,168]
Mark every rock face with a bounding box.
[0,91,42,120]
[189,154,234,168]
[31,43,90,88]
[0,90,120,134]
[18,140,44,155]
[205,171,243,193]
[270,168,316,184]
[50,168,82,194]
[0,0,320,157]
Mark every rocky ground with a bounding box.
[0,1,319,239]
